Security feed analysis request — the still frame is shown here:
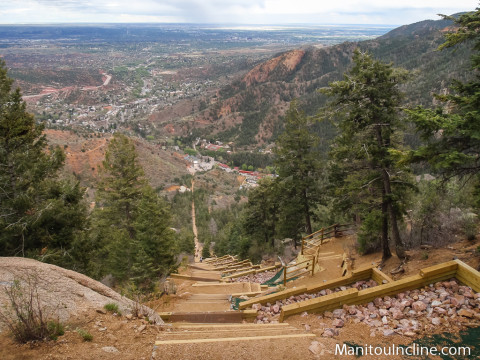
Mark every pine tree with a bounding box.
[408,9,480,181]
[91,133,177,286]
[134,186,177,276]
[274,100,323,244]
[323,50,411,260]
[96,133,146,239]
[0,59,86,259]
[243,177,279,246]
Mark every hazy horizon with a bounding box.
[0,1,477,25]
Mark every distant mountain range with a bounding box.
[163,15,472,148]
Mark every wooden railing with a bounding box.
[301,223,354,255]
[283,256,316,286]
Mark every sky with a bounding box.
[0,0,478,25]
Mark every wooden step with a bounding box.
[188,294,230,300]
[169,274,220,282]
[317,254,342,260]
[158,327,302,340]
[155,333,316,345]
[251,283,261,292]
[171,323,291,329]
[159,310,256,323]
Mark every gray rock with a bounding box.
[379,309,389,317]
[102,346,119,353]
[309,341,323,355]
[322,329,335,337]
[412,301,427,312]
[332,319,344,328]
[434,307,447,314]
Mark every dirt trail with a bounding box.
[191,179,203,262]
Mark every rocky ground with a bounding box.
[316,279,480,338]
[229,271,277,284]
[253,280,379,324]
[0,310,161,360]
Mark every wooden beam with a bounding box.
[155,333,316,345]
[238,286,308,310]
[231,291,263,297]
[317,254,343,261]
[169,274,220,282]
[223,269,256,279]
[162,327,299,335]
[286,269,310,281]
[420,261,458,278]
[371,268,393,284]
[241,309,257,319]
[454,259,480,292]
[275,260,469,322]
[172,323,291,329]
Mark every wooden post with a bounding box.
[301,238,304,255]
[320,228,324,245]
[283,266,287,286]
[311,256,316,276]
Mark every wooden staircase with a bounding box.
[156,256,319,359]
[152,323,316,360]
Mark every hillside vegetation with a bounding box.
[180,16,472,148]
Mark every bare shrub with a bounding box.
[0,273,64,343]
[121,282,164,324]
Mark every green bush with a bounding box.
[202,240,211,258]
[184,148,197,156]
[104,303,121,315]
[463,214,478,241]
[76,328,93,342]
[357,210,382,254]
[47,321,64,340]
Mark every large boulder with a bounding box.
[0,257,163,328]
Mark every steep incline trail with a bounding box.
[191,179,202,262]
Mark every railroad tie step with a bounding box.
[155,333,316,346]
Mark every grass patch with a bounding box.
[104,302,121,315]
[76,328,93,342]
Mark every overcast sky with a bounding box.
[0,1,478,25]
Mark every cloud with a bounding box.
[0,0,477,24]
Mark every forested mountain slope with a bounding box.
[174,15,472,147]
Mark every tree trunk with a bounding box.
[303,189,312,235]
[375,126,407,260]
[380,168,406,260]
[381,188,392,261]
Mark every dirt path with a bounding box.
[191,179,203,262]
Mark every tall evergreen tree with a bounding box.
[323,50,411,260]
[91,133,177,287]
[243,177,279,246]
[274,101,323,244]
[408,9,480,182]
[0,59,86,259]
[96,133,146,239]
